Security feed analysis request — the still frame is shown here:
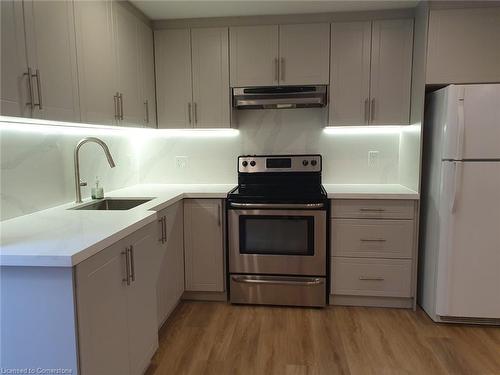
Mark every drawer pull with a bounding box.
[360,238,387,242]
[359,208,386,212]
[359,276,385,281]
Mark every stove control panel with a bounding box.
[238,155,322,173]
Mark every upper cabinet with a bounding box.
[329,19,413,126]
[74,0,117,125]
[279,23,330,85]
[230,25,279,87]
[370,19,414,125]
[229,23,330,87]
[76,1,156,127]
[0,0,30,118]
[1,0,80,122]
[2,0,156,128]
[155,27,230,129]
[426,7,500,84]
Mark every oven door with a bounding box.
[228,205,326,276]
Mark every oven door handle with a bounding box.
[229,202,324,209]
[231,276,323,286]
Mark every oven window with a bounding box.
[239,215,314,256]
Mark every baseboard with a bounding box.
[182,291,228,302]
[330,295,414,309]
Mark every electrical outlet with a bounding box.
[175,156,188,169]
[368,151,380,167]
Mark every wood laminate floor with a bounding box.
[146,301,500,375]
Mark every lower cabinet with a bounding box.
[184,199,225,292]
[156,201,185,328]
[76,222,158,375]
[330,199,418,308]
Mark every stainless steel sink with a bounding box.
[70,198,153,211]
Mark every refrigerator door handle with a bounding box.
[456,87,466,160]
[451,161,463,213]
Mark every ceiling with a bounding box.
[130,0,420,21]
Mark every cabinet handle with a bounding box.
[193,102,198,124]
[188,102,192,124]
[360,238,387,242]
[144,100,149,124]
[119,93,124,120]
[364,98,369,123]
[24,68,35,111]
[370,98,375,123]
[114,92,120,120]
[280,58,285,82]
[163,216,167,242]
[359,208,385,212]
[274,58,279,82]
[359,276,384,281]
[158,216,165,243]
[122,249,131,286]
[217,203,221,227]
[129,245,135,282]
[33,69,43,109]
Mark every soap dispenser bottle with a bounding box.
[91,176,104,199]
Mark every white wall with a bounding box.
[139,109,401,185]
[0,122,139,220]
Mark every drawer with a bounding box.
[331,200,414,219]
[331,257,412,298]
[331,219,414,259]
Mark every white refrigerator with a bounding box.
[419,84,500,323]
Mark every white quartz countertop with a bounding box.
[0,183,418,268]
[0,184,235,267]
[323,184,419,200]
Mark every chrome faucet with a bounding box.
[74,137,116,203]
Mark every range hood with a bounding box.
[232,85,327,110]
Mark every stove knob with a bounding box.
[302,160,309,166]
[311,160,317,166]
[242,161,248,167]
[250,160,256,167]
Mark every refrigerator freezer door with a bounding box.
[436,161,500,319]
[442,84,500,160]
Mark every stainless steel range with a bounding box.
[227,154,328,307]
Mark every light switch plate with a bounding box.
[175,156,188,169]
[368,151,379,167]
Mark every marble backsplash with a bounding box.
[0,123,139,221]
[1,109,410,221]
[139,109,401,185]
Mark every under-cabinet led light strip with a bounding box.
[0,116,240,137]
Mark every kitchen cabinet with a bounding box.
[230,23,330,87]
[426,7,500,84]
[155,28,192,128]
[74,0,117,125]
[229,25,279,87]
[191,28,230,128]
[330,199,418,309]
[139,21,157,127]
[278,23,330,85]
[155,27,230,129]
[76,222,158,375]
[156,201,185,328]
[329,19,413,126]
[184,199,224,292]
[113,2,144,126]
[0,0,30,118]
[329,22,371,125]
[0,0,80,122]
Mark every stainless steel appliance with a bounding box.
[227,154,328,307]
[232,86,327,109]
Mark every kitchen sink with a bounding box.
[70,198,153,211]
